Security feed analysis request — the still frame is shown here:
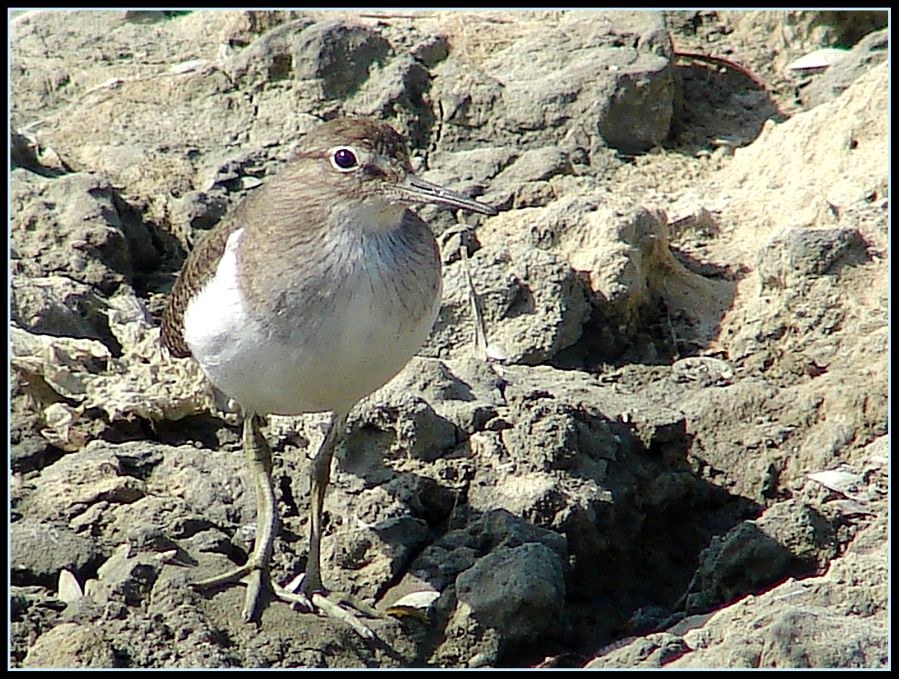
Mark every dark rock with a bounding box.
[684,500,839,614]
[11,518,101,587]
[757,227,868,288]
[456,542,566,642]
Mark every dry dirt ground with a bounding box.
[9,10,889,669]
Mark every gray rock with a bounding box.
[433,12,675,157]
[11,130,56,174]
[410,33,449,67]
[172,190,229,233]
[88,543,163,607]
[456,542,566,641]
[22,622,117,668]
[16,441,147,524]
[346,55,435,147]
[587,632,689,668]
[494,146,572,185]
[8,8,888,670]
[292,21,391,99]
[757,227,868,288]
[10,171,160,294]
[684,500,839,614]
[332,515,431,593]
[145,443,252,529]
[426,244,591,364]
[11,518,100,588]
[348,392,459,464]
[361,357,504,440]
[488,146,575,209]
[759,607,881,668]
[11,275,113,344]
[223,18,316,84]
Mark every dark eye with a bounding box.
[331,147,358,171]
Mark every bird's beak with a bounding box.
[397,175,498,216]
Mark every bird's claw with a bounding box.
[275,578,386,640]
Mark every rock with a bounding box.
[720,10,887,73]
[11,518,101,588]
[799,28,888,108]
[145,443,252,530]
[10,130,56,174]
[8,9,888,670]
[456,542,566,641]
[223,18,316,84]
[172,190,229,233]
[759,607,878,668]
[330,515,431,598]
[22,622,117,668]
[433,12,675,156]
[348,392,459,464]
[671,356,735,387]
[712,62,888,252]
[488,146,575,209]
[11,275,114,345]
[476,199,731,359]
[757,227,868,288]
[426,243,591,364]
[10,171,160,294]
[346,55,434,146]
[585,508,887,669]
[671,514,887,668]
[683,500,839,614]
[410,33,449,66]
[16,441,147,525]
[587,632,690,668]
[86,543,164,607]
[293,21,391,99]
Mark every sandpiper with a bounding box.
[160,118,497,633]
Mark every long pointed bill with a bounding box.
[398,175,498,216]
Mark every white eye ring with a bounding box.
[329,146,361,172]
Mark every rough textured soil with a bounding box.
[10,10,889,669]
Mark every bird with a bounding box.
[159,117,497,634]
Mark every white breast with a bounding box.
[182,227,441,416]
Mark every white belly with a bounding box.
[182,228,441,416]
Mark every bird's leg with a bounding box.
[274,411,386,638]
[302,410,345,594]
[190,413,278,622]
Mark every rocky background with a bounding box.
[9,9,889,669]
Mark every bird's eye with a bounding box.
[330,147,359,172]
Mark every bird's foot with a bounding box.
[274,577,387,640]
[190,560,271,623]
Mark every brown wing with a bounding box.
[159,219,240,358]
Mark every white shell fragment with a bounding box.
[388,589,440,610]
[169,59,208,75]
[385,588,441,621]
[806,466,879,516]
[57,569,85,604]
[787,48,849,73]
[807,467,863,496]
